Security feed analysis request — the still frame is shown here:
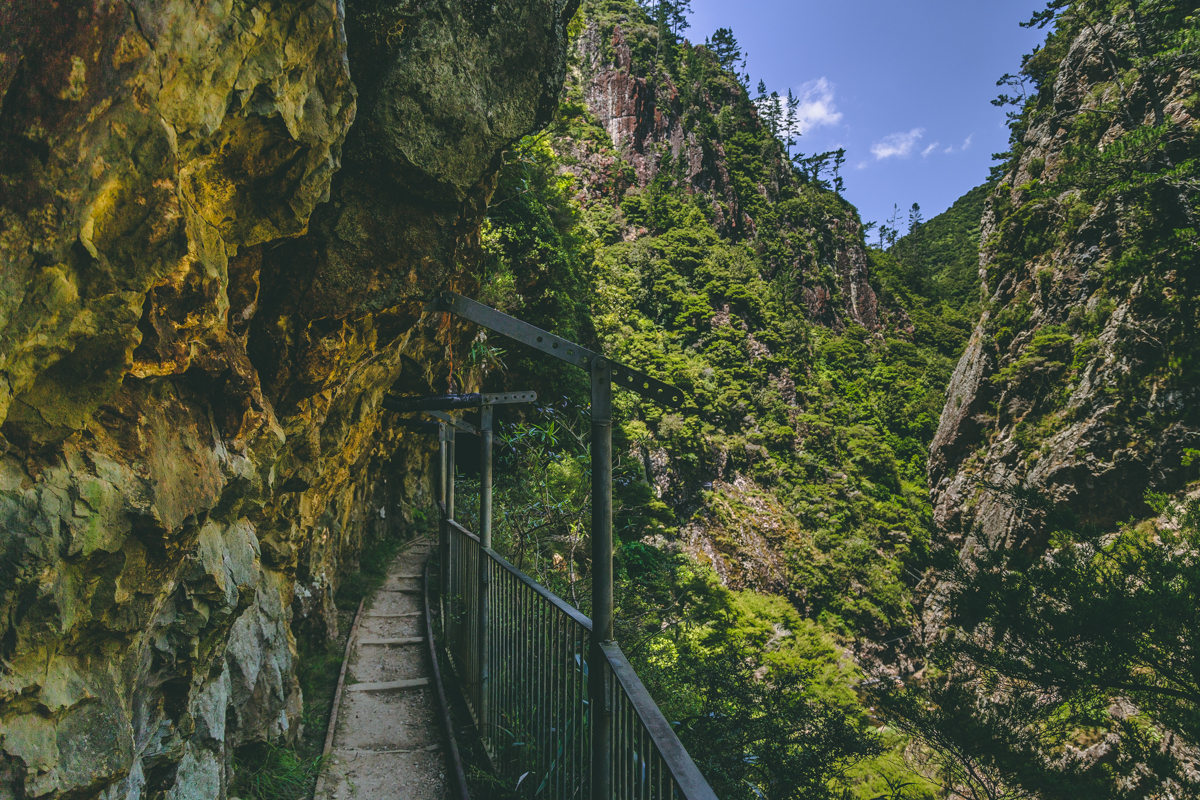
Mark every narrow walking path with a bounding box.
[317,534,447,800]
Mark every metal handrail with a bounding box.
[439,517,718,800]
[413,293,716,800]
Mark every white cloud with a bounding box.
[961,134,974,150]
[792,78,843,135]
[921,142,940,157]
[871,128,925,159]
[855,160,869,170]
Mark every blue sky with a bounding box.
[684,0,1047,229]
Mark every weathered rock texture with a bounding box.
[0,0,577,796]
[928,20,1200,554]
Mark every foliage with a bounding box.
[231,742,327,800]
[663,638,884,800]
[456,0,1018,794]
[872,491,1200,799]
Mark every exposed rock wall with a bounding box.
[0,0,578,796]
[928,20,1200,553]
[564,18,882,332]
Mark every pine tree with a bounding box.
[764,90,782,137]
[832,148,846,194]
[660,0,691,37]
[907,202,923,233]
[706,27,744,75]
[784,88,799,157]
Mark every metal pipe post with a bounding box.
[446,426,456,521]
[589,356,613,800]
[480,405,494,547]
[478,404,494,742]
[439,422,450,620]
[438,422,448,507]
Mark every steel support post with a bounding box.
[589,357,613,800]
[478,404,494,741]
[438,422,449,620]
[446,426,456,521]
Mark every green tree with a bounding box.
[906,203,922,234]
[662,638,884,800]
[785,88,800,157]
[873,491,1200,799]
[706,27,746,79]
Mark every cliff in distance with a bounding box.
[928,8,1200,555]
[0,0,576,796]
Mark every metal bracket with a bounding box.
[426,411,479,436]
[383,391,537,413]
[433,292,688,409]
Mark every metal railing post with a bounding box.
[447,426,456,521]
[439,421,449,620]
[589,356,614,800]
[479,403,494,742]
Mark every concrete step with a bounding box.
[346,678,431,692]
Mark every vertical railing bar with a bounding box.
[550,607,558,799]
[523,581,532,780]
[590,355,613,800]
[560,615,568,800]
[629,697,636,800]
[479,404,493,747]
[544,599,550,795]
[656,743,663,800]
[540,596,549,793]
[503,568,512,772]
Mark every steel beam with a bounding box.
[426,411,480,436]
[435,292,688,409]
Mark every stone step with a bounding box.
[319,749,445,800]
[358,637,425,646]
[346,678,431,692]
[333,744,441,755]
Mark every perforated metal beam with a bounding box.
[425,411,479,436]
[383,391,537,413]
[434,292,688,409]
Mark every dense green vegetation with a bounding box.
[451,0,1200,797]
[874,492,1200,800]
[869,1,1200,798]
[446,0,992,796]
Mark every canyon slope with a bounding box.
[928,13,1200,555]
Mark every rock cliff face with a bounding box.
[0,0,577,796]
[564,19,882,332]
[928,19,1200,553]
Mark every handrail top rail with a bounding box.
[443,518,716,798]
[445,518,594,632]
[601,642,719,800]
[485,545,595,633]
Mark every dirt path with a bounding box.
[317,535,447,800]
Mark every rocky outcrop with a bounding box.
[0,0,577,796]
[928,19,1200,552]
[563,20,880,331]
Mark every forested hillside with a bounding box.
[450,0,986,796]
[457,0,1200,798]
